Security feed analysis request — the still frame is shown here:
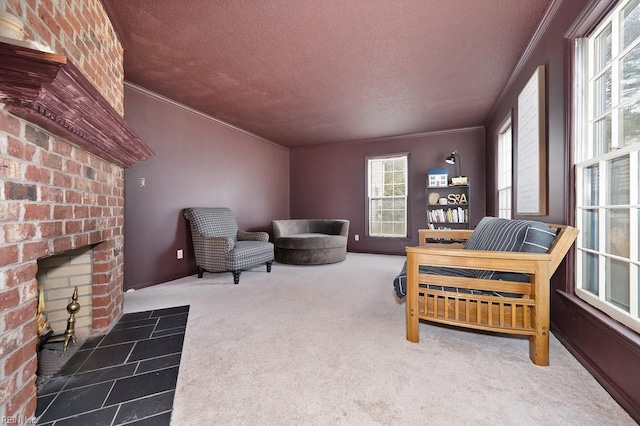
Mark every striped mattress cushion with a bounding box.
[464,217,556,280]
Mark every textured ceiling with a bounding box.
[103,0,552,148]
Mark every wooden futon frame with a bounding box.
[405,225,579,366]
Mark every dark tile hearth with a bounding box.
[36,306,189,425]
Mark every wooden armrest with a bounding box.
[418,228,473,248]
[406,246,551,274]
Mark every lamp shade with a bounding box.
[445,153,457,164]
[444,151,463,178]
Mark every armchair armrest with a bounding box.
[202,235,235,253]
[337,221,350,237]
[237,229,269,242]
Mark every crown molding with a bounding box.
[124,81,288,151]
[290,126,485,151]
[487,0,564,122]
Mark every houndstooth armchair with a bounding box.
[183,207,274,284]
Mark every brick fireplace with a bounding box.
[0,0,151,419]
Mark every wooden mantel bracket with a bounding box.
[0,39,153,168]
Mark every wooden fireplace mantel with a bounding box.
[0,38,153,168]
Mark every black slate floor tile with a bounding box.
[99,325,155,346]
[156,313,188,330]
[152,326,186,338]
[105,366,180,406]
[64,363,137,390]
[56,349,93,376]
[124,411,172,426]
[128,333,185,362]
[35,393,56,417]
[119,311,153,323]
[136,353,182,374]
[38,375,71,396]
[37,382,113,424]
[113,390,175,425]
[111,317,159,331]
[76,342,135,373]
[150,305,189,317]
[80,335,105,350]
[53,405,119,426]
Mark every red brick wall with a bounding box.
[3,0,124,114]
[0,0,124,419]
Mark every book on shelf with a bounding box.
[427,208,468,223]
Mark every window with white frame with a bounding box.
[367,155,407,237]
[574,0,640,333]
[498,118,513,219]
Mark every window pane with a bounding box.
[594,23,612,73]
[606,209,630,257]
[371,223,381,234]
[582,251,600,295]
[607,156,630,205]
[593,115,612,155]
[370,162,383,196]
[370,200,381,222]
[582,209,599,250]
[381,223,394,235]
[393,158,405,171]
[606,257,630,311]
[498,188,511,219]
[583,164,599,205]
[394,222,405,236]
[637,264,640,311]
[620,46,640,100]
[621,99,640,145]
[622,0,640,49]
[594,70,612,116]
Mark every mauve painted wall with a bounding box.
[290,128,486,255]
[485,0,640,421]
[123,85,290,289]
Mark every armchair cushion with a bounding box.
[238,229,269,242]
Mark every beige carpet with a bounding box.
[124,253,635,425]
